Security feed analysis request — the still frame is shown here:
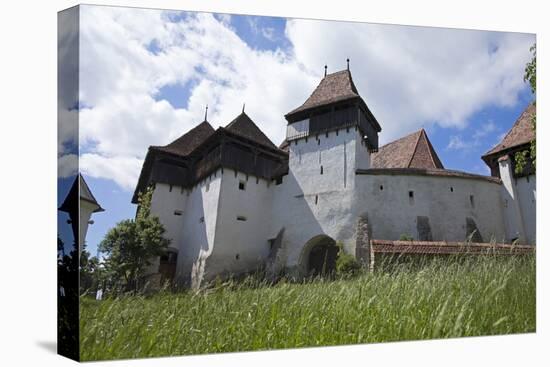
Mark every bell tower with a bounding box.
[283,63,381,191]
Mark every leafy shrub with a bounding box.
[399,234,414,241]
[335,242,361,276]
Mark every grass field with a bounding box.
[80,255,535,361]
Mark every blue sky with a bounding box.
[73,7,535,256]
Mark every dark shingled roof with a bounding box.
[483,103,535,158]
[59,174,104,213]
[79,174,104,212]
[225,112,278,150]
[286,70,359,116]
[153,120,215,157]
[371,129,444,169]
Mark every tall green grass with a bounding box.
[80,255,535,361]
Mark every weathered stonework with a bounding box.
[355,215,371,267]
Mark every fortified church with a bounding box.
[134,65,536,287]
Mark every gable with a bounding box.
[153,120,215,157]
[483,103,535,158]
[225,112,278,150]
[371,129,444,169]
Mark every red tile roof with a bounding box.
[286,70,359,117]
[483,103,535,158]
[371,129,444,169]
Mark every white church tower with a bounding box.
[269,63,382,275]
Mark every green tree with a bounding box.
[99,187,170,290]
[515,43,536,174]
[79,249,100,293]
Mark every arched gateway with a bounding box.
[300,235,339,277]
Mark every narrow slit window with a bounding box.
[173,210,183,216]
[470,195,475,208]
[450,187,454,192]
[237,215,247,221]
[409,191,414,205]
[315,195,319,205]
[320,166,324,175]
[238,181,246,191]
[380,185,384,191]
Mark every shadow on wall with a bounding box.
[268,168,347,279]
[175,185,211,289]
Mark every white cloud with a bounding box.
[214,13,231,26]
[447,136,470,151]
[80,153,143,191]
[58,154,78,178]
[447,121,501,152]
[473,121,498,139]
[286,20,534,143]
[78,6,534,191]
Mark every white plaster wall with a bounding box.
[205,169,274,279]
[79,199,96,251]
[354,174,507,242]
[150,183,187,248]
[270,128,360,270]
[499,159,525,242]
[146,183,188,275]
[516,174,536,244]
[355,130,371,170]
[287,127,358,193]
[177,171,223,286]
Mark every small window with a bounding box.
[450,187,454,192]
[317,139,321,146]
[275,176,283,185]
[199,216,204,223]
[470,195,475,208]
[237,215,247,221]
[379,185,384,191]
[174,210,183,216]
[235,254,240,260]
[238,181,246,191]
[409,191,414,205]
[294,140,298,146]
[169,185,173,192]
[205,183,210,192]
[315,195,318,205]
[320,166,324,175]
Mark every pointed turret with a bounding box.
[284,67,381,152]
